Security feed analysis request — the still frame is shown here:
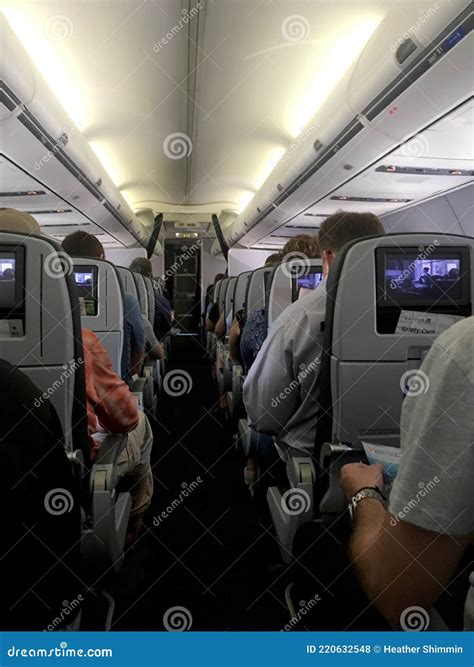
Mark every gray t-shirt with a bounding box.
[389,316,474,628]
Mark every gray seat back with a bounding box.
[0,232,88,455]
[144,277,156,326]
[133,272,149,319]
[317,233,473,450]
[246,267,273,313]
[267,259,323,329]
[233,271,253,315]
[225,277,238,322]
[218,277,231,315]
[73,259,124,375]
[116,266,138,301]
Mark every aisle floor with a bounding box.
[110,335,290,631]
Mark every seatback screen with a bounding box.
[292,268,323,301]
[0,246,26,335]
[74,265,99,316]
[0,255,16,308]
[376,247,469,308]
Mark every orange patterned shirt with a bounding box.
[82,329,139,460]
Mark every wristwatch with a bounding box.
[349,486,386,522]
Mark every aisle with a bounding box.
[110,335,289,631]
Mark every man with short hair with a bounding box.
[243,211,385,459]
[62,231,145,385]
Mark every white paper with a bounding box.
[395,310,463,337]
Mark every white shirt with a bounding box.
[243,278,327,458]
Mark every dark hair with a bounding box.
[281,234,320,259]
[129,257,153,278]
[62,231,104,259]
[265,253,281,267]
[318,211,384,254]
[214,273,225,283]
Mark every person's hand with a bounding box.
[340,462,385,501]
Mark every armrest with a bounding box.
[93,433,129,466]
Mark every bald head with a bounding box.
[0,208,40,235]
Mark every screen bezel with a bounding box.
[291,266,324,302]
[0,244,26,319]
[375,246,471,310]
[74,264,99,317]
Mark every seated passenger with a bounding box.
[61,231,145,386]
[243,212,385,460]
[0,211,153,539]
[240,239,319,371]
[142,314,164,360]
[340,316,474,628]
[129,257,173,339]
[83,328,154,539]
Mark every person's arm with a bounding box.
[125,293,145,375]
[228,317,241,364]
[340,464,468,626]
[243,318,298,435]
[340,322,474,626]
[84,330,139,433]
[215,312,226,338]
[143,317,164,360]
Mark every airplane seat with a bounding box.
[130,271,156,412]
[215,276,231,395]
[142,276,161,409]
[228,270,252,421]
[0,232,133,580]
[0,358,83,630]
[235,267,274,459]
[268,235,473,561]
[222,276,238,394]
[207,278,223,359]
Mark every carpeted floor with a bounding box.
[109,335,290,631]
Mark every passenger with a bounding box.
[129,257,173,339]
[243,212,384,461]
[340,316,474,628]
[240,241,318,487]
[83,328,154,541]
[62,231,145,386]
[205,273,224,333]
[142,314,164,360]
[0,211,153,540]
[0,207,40,235]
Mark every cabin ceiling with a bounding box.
[1,0,386,235]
